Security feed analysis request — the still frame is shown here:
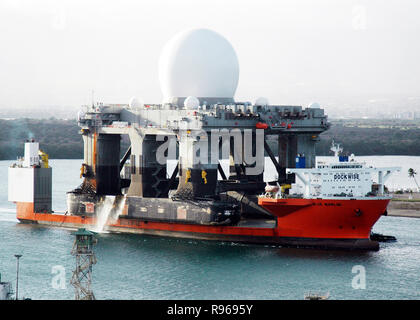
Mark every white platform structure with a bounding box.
[286,142,401,199]
[8,141,52,213]
[288,162,400,199]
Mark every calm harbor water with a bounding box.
[1,158,420,300]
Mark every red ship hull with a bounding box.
[258,197,390,239]
[14,198,389,251]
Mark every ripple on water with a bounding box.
[1,159,420,299]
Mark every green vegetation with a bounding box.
[0,118,82,159]
[1,118,420,160]
[0,118,131,160]
[316,119,420,156]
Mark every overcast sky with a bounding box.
[0,0,419,110]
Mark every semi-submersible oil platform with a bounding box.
[8,29,397,250]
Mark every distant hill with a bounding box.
[316,120,420,156]
[1,118,420,160]
[0,118,82,160]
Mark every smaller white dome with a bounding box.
[184,96,200,109]
[129,97,144,109]
[308,102,321,109]
[168,97,178,105]
[77,110,85,121]
[254,97,269,106]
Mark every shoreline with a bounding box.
[387,209,420,218]
[386,192,420,218]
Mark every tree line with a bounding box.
[316,122,420,156]
[1,118,420,160]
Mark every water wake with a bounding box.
[91,195,126,233]
[0,213,19,223]
[0,208,19,222]
[0,208,17,213]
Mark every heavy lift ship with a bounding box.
[7,101,398,250]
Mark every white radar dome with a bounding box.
[308,102,321,109]
[184,96,200,109]
[129,96,144,109]
[254,97,269,106]
[159,28,239,102]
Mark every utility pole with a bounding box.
[70,228,97,300]
[14,254,22,300]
